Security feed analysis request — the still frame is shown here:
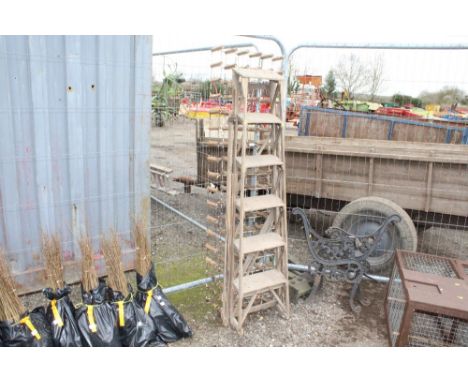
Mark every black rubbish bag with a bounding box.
[75,282,121,347]
[136,263,192,343]
[110,288,165,347]
[0,307,53,347]
[43,286,83,347]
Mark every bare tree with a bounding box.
[419,86,466,106]
[368,55,385,101]
[334,54,368,99]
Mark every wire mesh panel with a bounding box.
[151,41,468,338]
[402,252,458,278]
[150,47,238,325]
[385,250,468,346]
[408,311,468,347]
[387,267,406,346]
[287,45,468,279]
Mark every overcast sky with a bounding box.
[152,35,468,97]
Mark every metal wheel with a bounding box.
[332,196,417,272]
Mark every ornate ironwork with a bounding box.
[292,207,401,313]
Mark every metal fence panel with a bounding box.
[0,35,152,294]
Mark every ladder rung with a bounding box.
[207,155,223,163]
[234,232,285,255]
[210,61,223,68]
[237,50,250,56]
[208,171,221,180]
[211,46,223,52]
[233,67,283,81]
[207,199,220,208]
[206,215,219,225]
[249,52,262,58]
[236,194,284,212]
[272,56,284,62]
[224,64,236,70]
[233,269,287,296]
[224,48,237,54]
[206,228,220,239]
[236,154,283,169]
[261,54,274,60]
[205,243,218,254]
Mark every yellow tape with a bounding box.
[117,301,125,327]
[87,305,98,333]
[51,299,64,327]
[20,316,41,340]
[144,290,153,314]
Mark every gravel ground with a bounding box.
[149,120,388,346]
[19,118,465,347]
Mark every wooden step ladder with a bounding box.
[222,65,290,333]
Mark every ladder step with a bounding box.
[236,194,284,212]
[233,269,287,296]
[236,154,283,169]
[234,232,285,254]
[231,112,282,125]
[233,67,283,81]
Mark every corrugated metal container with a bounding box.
[0,36,152,294]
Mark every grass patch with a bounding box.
[153,248,221,322]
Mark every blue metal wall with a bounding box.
[0,36,152,294]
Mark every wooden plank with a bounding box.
[234,232,285,254]
[233,270,287,296]
[286,136,468,164]
[236,194,284,212]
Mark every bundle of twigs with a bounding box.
[133,216,152,276]
[101,232,129,297]
[79,234,99,292]
[42,233,65,290]
[0,248,25,322]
